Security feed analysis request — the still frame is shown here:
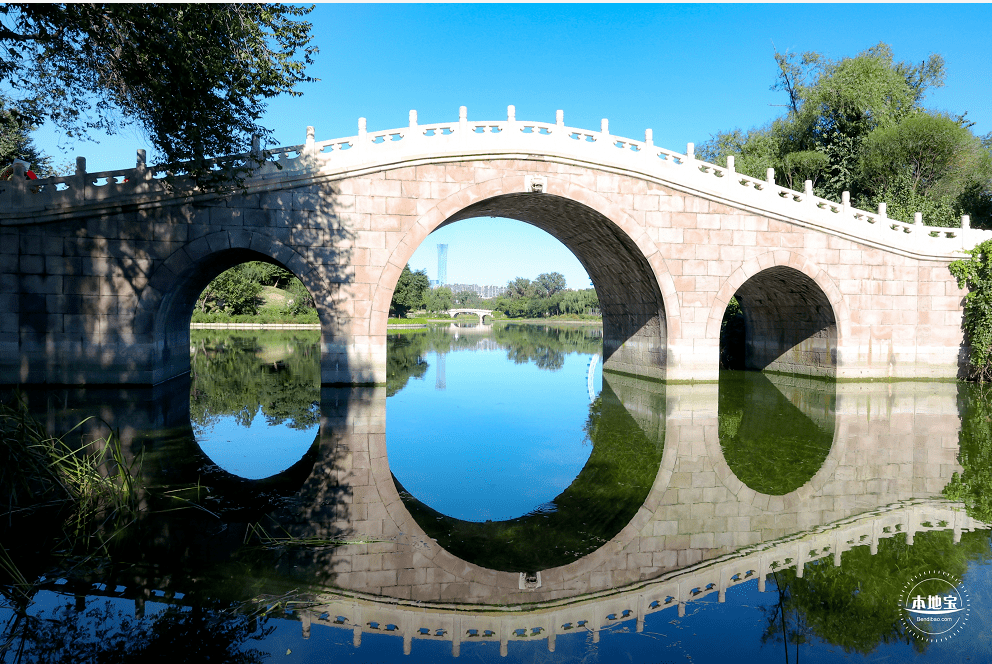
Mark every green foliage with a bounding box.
[493,271,597,319]
[0,96,53,175]
[949,239,992,380]
[765,529,991,655]
[201,265,263,316]
[0,4,316,183]
[195,261,315,320]
[389,264,429,318]
[943,383,992,519]
[424,286,453,314]
[698,42,992,228]
[718,372,833,495]
[189,332,320,431]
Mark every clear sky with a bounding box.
[29,4,992,289]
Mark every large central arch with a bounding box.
[374,178,671,381]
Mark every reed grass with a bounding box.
[0,397,142,545]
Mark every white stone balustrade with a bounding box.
[3,106,987,259]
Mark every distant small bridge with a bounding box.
[447,308,494,322]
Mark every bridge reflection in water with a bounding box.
[6,354,981,659]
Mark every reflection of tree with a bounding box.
[944,383,992,521]
[386,331,431,397]
[762,529,991,658]
[718,372,833,495]
[492,324,602,372]
[5,598,272,663]
[394,380,662,572]
[189,331,319,431]
[387,324,603,394]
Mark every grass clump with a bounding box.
[0,398,141,546]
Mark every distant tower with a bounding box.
[437,244,448,286]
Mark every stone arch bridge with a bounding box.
[446,308,494,321]
[1,106,986,385]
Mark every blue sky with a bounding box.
[30,4,992,289]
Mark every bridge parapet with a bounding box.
[300,500,985,657]
[4,106,988,259]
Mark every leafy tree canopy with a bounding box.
[698,42,992,228]
[389,264,429,318]
[0,3,317,181]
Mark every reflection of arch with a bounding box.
[392,376,665,572]
[705,374,845,509]
[707,252,850,378]
[373,372,678,585]
[371,176,679,381]
[138,231,327,381]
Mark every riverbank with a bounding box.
[190,316,603,330]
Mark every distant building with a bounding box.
[437,244,448,286]
[447,283,507,299]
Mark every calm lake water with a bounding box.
[3,323,992,663]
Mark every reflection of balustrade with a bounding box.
[296,500,986,657]
[4,108,987,256]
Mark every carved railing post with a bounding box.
[9,161,26,207]
[73,156,87,204]
[458,106,467,144]
[305,125,316,161]
[357,117,367,151]
[644,128,653,146]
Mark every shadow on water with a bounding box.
[718,371,836,496]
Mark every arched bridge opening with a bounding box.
[437,193,667,380]
[150,247,321,383]
[725,266,838,378]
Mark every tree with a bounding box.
[534,272,567,297]
[389,264,429,318]
[0,4,316,182]
[204,265,263,316]
[424,286,453,314]
[0,96,51,173]
[697,43,992,228]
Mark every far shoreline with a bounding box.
[191,317,603,331]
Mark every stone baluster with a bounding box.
[409,109,417,128]
[8,160,26,207]
[600,118,610,146]
[842,191,850,216]
[74,156,87,204]
[458,106,467,143]
[766,167,775,185]
[726,155,735,184]
[507,104,515,122]
[685,142,695,163]
[878,202,887,219]
[305,125,315,158]
[556,109,564,127]
[804,180,814,205]
[358,117,367,151]
[914,211,922,225]
[644,128,653,146]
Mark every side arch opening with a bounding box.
[721,266,838,378]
